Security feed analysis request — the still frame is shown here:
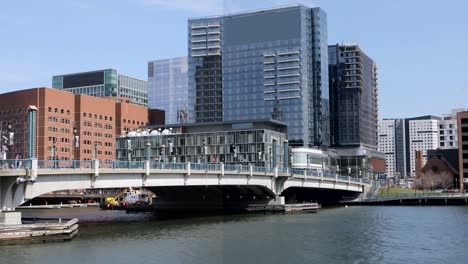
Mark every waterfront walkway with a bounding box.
[345,192,468,205]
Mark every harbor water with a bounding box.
[1,206,468,264]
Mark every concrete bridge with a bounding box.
[0,159,372,224]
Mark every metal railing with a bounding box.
[0,159,370,186]
[366,191,468,201]
[0,159,32,170]
[37,160,93,169]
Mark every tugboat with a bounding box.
[100,188,153,210]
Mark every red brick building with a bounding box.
[457,111,468,192]
[0,87,162,161]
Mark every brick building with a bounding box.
[457,111,468,192]
[0,87,162,161]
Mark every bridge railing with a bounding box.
[0,159,371,186]
[253,166,274,173]
[151,162,187,170]
[0,159,32,170]
[37,160,93,169]
[191,163,221,171]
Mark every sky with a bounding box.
[0,0,467,119]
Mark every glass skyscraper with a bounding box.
[188,5,329,147]
[148,57,189,124]
[52,69,148,107]
[329,44,378,149]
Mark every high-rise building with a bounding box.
[405,116,440,178]
[439,108,464,149]
[329,44,378,150]
[52,69,148,107]
[148,57,189,124]
[0,88,157,161]
[378,119,407,179]
[188,5,329,147]
[378,119,397,177]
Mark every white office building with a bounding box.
[408,118,440,177]
[378,119,397,177]
[439,108,464,149]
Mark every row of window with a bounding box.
[82,149,113,155]
[82,112,113,121]
[0,108,29,116]
[48,116,71,124]
[123,119,147,126]
[47,146,71,153]
[48,137,72,143]
[48,107,71,115]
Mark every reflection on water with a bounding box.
[1,206,468,264]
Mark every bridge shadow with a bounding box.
[281,187,361,205]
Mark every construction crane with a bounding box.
[105,188,128,206]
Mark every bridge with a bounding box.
[0,159,373,224]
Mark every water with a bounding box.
[2,206,468,264]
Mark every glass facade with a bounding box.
[148,57,189,125]
[115,122,288,167]
[329,44,378,149]
[52,69,148,106]
[188,5,329,147]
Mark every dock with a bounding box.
[0,218,79,245]
[246,203,320,214]
[18,203,99,209]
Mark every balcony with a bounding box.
[191,32,207,36]
[277,58,300,63]
[277,51,300,56]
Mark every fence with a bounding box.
[0,159,370,186]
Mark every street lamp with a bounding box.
[1,121,14,160]
[93,141,98,160]
[146,142,151,161]
[257,148,262,166]
[52,137,57,169]
[160,144,165,162]
[73,127,79,160]
[202,139,207,163]
[126,138,132,162]
[168,138,174,162]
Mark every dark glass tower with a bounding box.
[329,44,378,149]
[188,5,329,147]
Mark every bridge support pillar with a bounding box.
[0,211,21,225]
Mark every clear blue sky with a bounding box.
[1,0,467,119]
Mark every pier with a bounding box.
[0,218,79,245]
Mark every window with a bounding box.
[54,108,58,113]
[48,107,52,112]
